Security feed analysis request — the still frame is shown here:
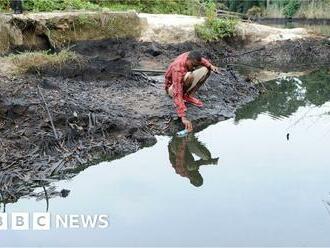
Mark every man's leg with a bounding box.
[182,66,210,107]
[186,67,211,96]
[168,84,174,97]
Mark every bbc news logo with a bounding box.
[0,213,109,230]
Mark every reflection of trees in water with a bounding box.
[168,134,219,187]
[235,69,330,122]
[323,193,330,218]
[303,69,330,106]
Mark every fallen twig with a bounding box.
[37,85,59,140]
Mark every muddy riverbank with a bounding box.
[1,29,330,205]
[0,39,256,204]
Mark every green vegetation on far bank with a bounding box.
[0,0,239,42]
[218,0,330,18]
[0,0,204,15]
[97,0,203,16]
[1,0,329,19]
[0,0,100,12]
[195,1,237,41]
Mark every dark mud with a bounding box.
[1,37,330,205]
[236,38,330,71]
[39,38,330,80]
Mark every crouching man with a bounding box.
[165,51,220,132]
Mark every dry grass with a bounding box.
[295,1,330,18]
[264,2,330,18]
[264,4,284,18]
[6,50,85,74]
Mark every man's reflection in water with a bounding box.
[168,134,219,187]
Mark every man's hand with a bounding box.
[210,65,222,74]
[182,117,193,132]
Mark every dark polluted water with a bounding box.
[2,69,330,246]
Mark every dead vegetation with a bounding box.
[2,50,85,75]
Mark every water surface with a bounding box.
[257,19,330,36]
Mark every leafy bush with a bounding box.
[23,0,61,12]
[195,1,238,41]
[282,0,301,17]
[195,18,237,41]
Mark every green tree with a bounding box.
[282,0,301,17]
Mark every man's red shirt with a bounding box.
[164,52,212,117]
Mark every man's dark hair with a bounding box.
[188,50,202,62]
[189,171,203,187]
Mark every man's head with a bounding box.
[189,171,203,187]
[186,50,203,71]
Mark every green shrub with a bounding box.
[282,0,301,17]
[195,18,237,41]
[24,0,61,12]
[195,1,238,41]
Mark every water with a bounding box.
[257,19,330,36]
[2,69,330,246]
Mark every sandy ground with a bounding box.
[138,13,316,45]
[139,13,204,43]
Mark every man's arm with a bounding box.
[171,70,187,118]
[164,78,171,93]
[171,70,193,131]
[201,57,220,74]
[164,68,172,92]
[201,58,212,69]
